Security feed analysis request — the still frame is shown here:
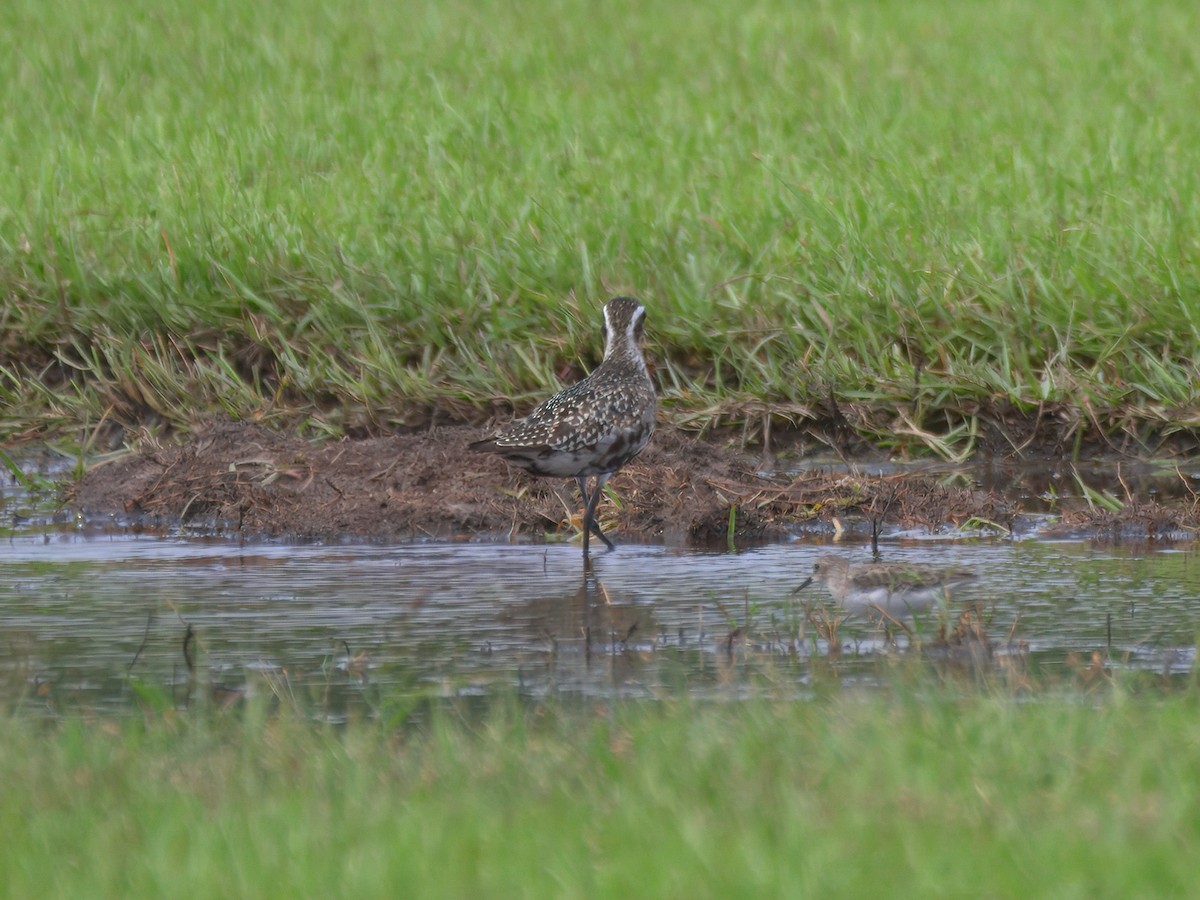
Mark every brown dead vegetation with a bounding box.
[66,419,1200,545]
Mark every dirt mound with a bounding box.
[68,419,1199,544]
[65,420,1011,544]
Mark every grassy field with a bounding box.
[1,682,1197,897]
[3,0,1199,453]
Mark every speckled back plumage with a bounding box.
[469,297,656,478]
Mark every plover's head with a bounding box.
[600,296,647,360]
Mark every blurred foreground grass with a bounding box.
[2,680,1197,896]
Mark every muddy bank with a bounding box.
[66,420,1200,544]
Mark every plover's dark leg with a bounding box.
[576,475,615,558]
[587,474,615,551]
[576,476,594,558]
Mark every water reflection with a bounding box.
[4,531,1200,716]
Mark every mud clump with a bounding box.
[71,420,793,542]
[67,419,1199,545]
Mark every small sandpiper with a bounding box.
[469,296,657,558]
[794,554,977,618]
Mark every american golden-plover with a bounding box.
[469,296,656,559]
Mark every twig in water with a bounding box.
[127,611,155,674]
[725,626,742,657]
[182,624,195,674]
[870,483,898,560]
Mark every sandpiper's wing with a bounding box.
[847,564,975,593]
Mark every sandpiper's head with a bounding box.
[600,296,647,362]
[793,554,849,593]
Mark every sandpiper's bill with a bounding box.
[794,554,976,618]
[469,296,656,559]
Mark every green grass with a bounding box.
[3,0,1200,452]
[2,683,1198,897]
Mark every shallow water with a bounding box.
[5,452,1200,716]
[3,528,1200,717]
